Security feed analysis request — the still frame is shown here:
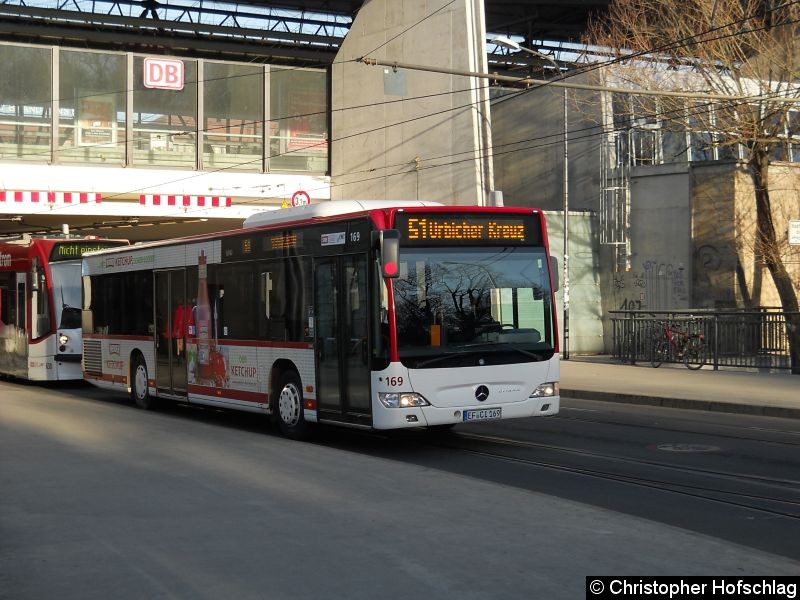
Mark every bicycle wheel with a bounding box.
[683,337,708,370]
[650,340,668,368]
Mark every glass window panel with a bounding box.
[207,262,258,340]
[769,140,786,162]
[787,111,800,136]
[716,135,739,161]
[132,56,197,168]
[631,129,657,165]
[690,131,713,162]
[688,103,711,130]
[631,95,656,126]
[714,104,739,134]
[0,44,52,163]
[58,50,126,165]
[662,123,688,163]
[765,110,786,136]
[787,111,800,162]
[203,61,263,172]
[612,94,632,128]
[269,67,328,173]
[614,130,630,166]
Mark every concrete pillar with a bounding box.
[331,0,493,205]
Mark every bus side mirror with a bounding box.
[550,256,560,292]
[30,260,39,291]
[372,230,400,278]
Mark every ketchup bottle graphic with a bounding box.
[196,250,212,378]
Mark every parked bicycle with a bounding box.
[650,320,708,370]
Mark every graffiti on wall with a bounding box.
[694,244,736,307]
[611,260,689,311]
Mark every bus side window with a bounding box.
[0,285,6,333]
[17,282,26,333]
[213,287,225,338]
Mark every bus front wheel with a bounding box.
[131,354,157,410]
[275,370,309,439]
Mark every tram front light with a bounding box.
[378,392,430,408]
[58,333,70,346]
[530,382,559,398]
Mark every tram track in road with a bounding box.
[453,431,800,487]
[424,431,800,521]
[553,410,800,447]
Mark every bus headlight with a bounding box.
[378,392,430,408]
[530,382,559,398]
[58,333,70,346]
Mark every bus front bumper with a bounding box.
[371,396,559,430]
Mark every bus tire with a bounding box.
[131,353,157,410]
[275,370,309,439]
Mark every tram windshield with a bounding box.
[393,247,556,369]
[50,261,83,329]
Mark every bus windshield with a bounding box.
[49,262,83,329]
[393,247,555,369]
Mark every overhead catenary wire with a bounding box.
[3,0,800,227]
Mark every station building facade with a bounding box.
[0,41,331,238]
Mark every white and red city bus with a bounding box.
[0,234,128,380]
[81,201,560,437]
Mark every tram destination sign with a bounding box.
[394,213,541,246]
[50,241,128,262]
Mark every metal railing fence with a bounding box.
[610,309,797,370]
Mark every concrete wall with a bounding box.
[491,81,603,213]
[546,211,605,354]
[330,0,493,205]
[692,161,800,308]
[691,162,739,308]
[627,163,692,310]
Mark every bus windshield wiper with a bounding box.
[414,351,466,368]
[454,341,543,361]
[413,343,543,368]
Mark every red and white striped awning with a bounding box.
[0,190,101,203]
[139,194,231,207]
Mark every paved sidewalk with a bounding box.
[559,355,800,419]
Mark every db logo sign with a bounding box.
[144,58,185,91]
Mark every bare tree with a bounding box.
[585,0,800,373]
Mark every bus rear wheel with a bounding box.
[131,354,157,410]
[275,370,309,439]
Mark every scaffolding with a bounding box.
[599,130,631,272]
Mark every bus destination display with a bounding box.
[395,213,540,246]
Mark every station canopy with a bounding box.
[0,0,610,72]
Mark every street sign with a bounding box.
[291,191,311,207]
[789,220,800,245]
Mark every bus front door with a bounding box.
[314,255,371,425]
[155,270,188,397]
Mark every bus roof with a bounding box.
[243,200,444,229]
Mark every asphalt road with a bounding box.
[1,380,799,600]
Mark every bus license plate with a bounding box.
[463,407,502,422]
